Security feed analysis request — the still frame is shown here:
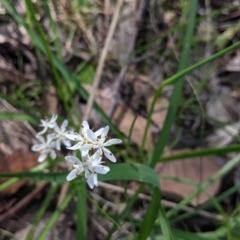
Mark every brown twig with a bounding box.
[98,181,223,221]
[107,0,146,118]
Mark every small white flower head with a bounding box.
[65,152,110,189]
[81,121,103,142]
[65,120,103,155]
[31,134,57,162]
[80,126,122,162]
[54,119,71,150]
[37,115,58,135]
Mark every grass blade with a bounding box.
[0,112,39,124]
[148,0,198,167]
[76,182,87,240]
[35,189,74,240]
[160,144,240,162]
[26,184,59,240]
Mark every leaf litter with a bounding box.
[1,0,240,238]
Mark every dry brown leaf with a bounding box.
[155,149,220,206]
[0,149,39,195]
[113,105,151,147]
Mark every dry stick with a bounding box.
[107,0,146,117]
[83,0,124,121]
[98,182,223,221]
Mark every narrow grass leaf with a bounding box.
[148,0,198,167]
[0,112,39,124]
[138,187,160,240]
[160,144,240,162]
[75,182,87,240]
[35,189,74,240]
[26,184,59,240]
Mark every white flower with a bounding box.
[86,152,110,188]
[65,121,103,153]
[54,119,71,150]
[31,134,57,162]
[37,115,58,135]
[79,126,122,162]
[65,152,110,189]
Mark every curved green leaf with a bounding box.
[0,163,160,187]
[0,163,167,239]
[0,112,39,124]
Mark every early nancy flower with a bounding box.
[65,120,103,153]
[37,115,58,135]
[65,153,110,189]
[31,134,57,162]
[79,126,122,162]
[54,119,71,150]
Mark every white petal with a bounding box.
[50,150,56,159]
[51,114,58,121]
[65,156,80,164]
[86,174,94,189]
[104,138,122,146]
[49,122,57,128]
[40,119,47,125]
[63,138,71,147]
[79,144,94,151]
[36,135,45,143]
[95,128,103,136]
[86,129,97,142]
[49,115,58,126]
[93,174,98,187]
[61,119,68,130]
[56,139,61,151]
[31,144,43,151]
[54,124,60,134]
[65,131,83,141]
[67,142,83,150]
[101,126,109,139]
[94,165,110,174]
[103,148,116,162]
[82,121,89,130]
[66,169,78,181]
[81,153,90,161]
[47,133,56,142]
[81,150,89,156]
[38,153,47,162]
[91,150,102,165]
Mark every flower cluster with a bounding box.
[65,121,122,188]
[31,115,70,162]
[32,116,122,189]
